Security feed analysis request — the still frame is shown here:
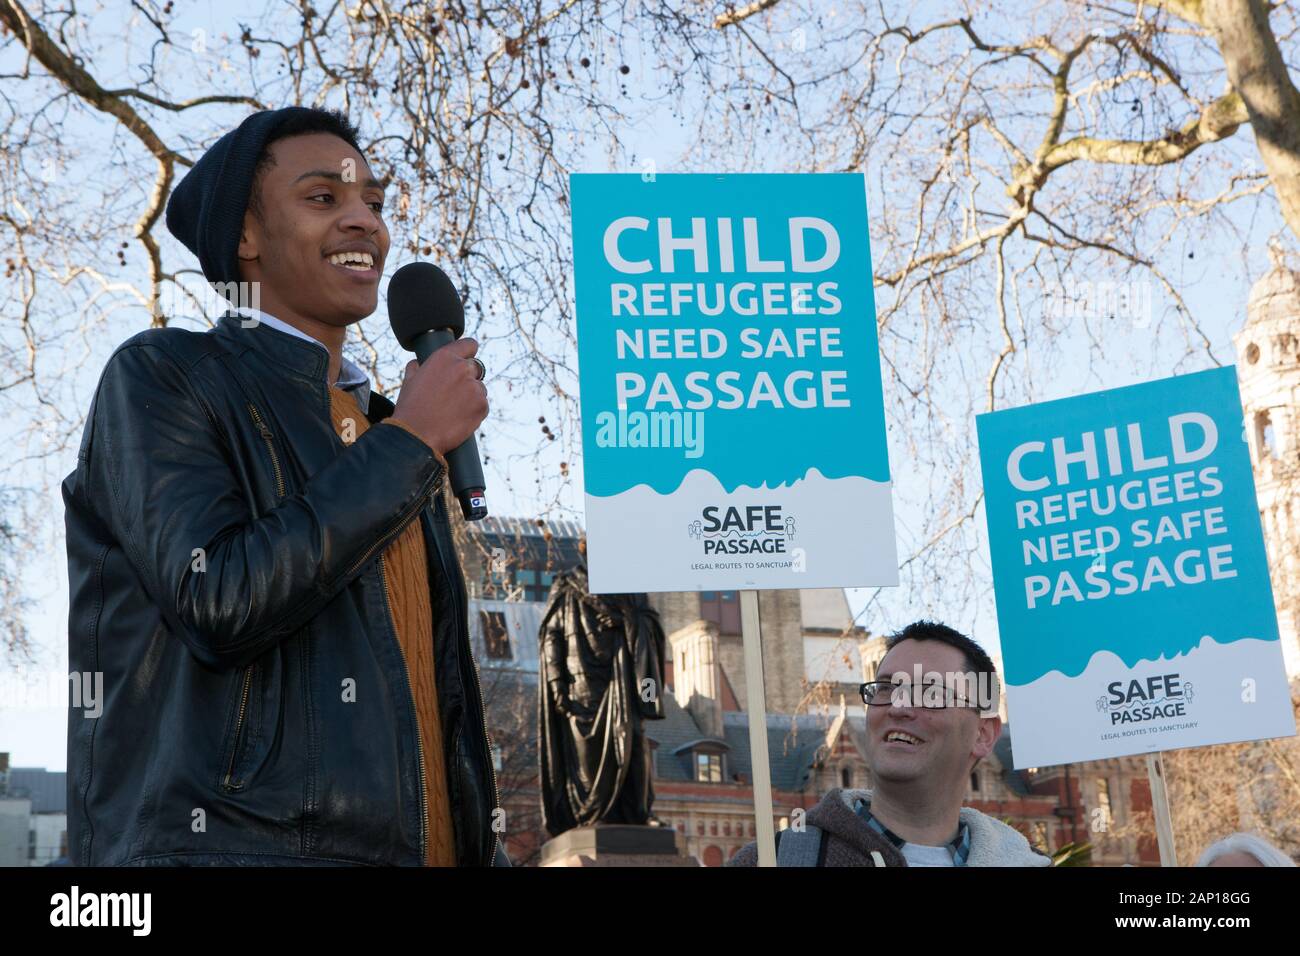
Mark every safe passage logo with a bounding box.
[978,367,1295,768]
[570,173,898,594]
[1097,673,1193,725]
[687,504,797,555]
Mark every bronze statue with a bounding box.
[538,562,666,837]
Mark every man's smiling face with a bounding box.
[237,131,389,327]
[864,639,1000,791]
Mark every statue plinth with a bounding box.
[540,825,699,867]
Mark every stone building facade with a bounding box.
[1233,243,1300,681]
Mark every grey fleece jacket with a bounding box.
[728,788,1053,867]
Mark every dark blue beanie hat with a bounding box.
[165,107,319,291]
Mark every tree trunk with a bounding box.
[1204,0,1300,240]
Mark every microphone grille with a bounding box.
[387,261,465,349]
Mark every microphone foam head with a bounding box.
[388,261,465,349]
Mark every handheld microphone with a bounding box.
[387,262,488,521]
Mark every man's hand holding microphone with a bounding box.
[389,337,488,462]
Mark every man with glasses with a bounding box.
[729,621,1051,867]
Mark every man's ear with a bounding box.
[237,210,260,263]
[972,714,1001,762]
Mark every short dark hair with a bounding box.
[247,107,364,222]
[884,620,1000,714]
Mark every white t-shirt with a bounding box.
[900,842,955,867]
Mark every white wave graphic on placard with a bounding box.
[1005,635,1296,768]
[587,465,891,500]
[1011,632,1282,687]
[584,466,899,593]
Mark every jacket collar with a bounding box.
[215,309,330,384]
[804,787,906,865]
[213,310,398,425]
[836,787,1051,867]
[851,794,971,865]
[231,307,372,412]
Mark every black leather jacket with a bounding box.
[62,311,506,866]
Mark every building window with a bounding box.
[491,741,503,773]
[514,568,557,603]
[696,752,723,783]
[480,610,512,660]
[700,591,741,635]
[483,553,559,603]
[514,567,534,597]
[970,771,980,792]
[841,767,853,788]
[1096,777,1112,826]
[1256,411,1278,462]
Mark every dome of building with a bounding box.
[1246,241,1300,329]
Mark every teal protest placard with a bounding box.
[977,368,1296,767]
[570,173,898,593]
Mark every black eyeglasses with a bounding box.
[859,680,980,710]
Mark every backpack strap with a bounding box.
[775,825,824,867]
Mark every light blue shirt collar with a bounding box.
[231,306,370,413]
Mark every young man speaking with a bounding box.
[62,107,507,866]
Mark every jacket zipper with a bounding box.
[248,404,285,498]
[466,634,502,860]
[338,452,444,587]
[337,465,442,587]
[466,639,501,812]
[428,494,502,830]
[380,553,429,864]
[224,403,283,792]
[223,667,254,790]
